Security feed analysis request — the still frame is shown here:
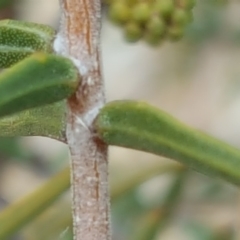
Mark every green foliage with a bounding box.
[0,1,239,240]
[0,0,14,8]
[0,19,79,138]
[0,163,182,239]
[0,19,78,139]
[131,170,186,240]
[0,20,55,68]
[0,137,23,158]
[106,0,195,45]
[111,163,183,202]
[185,221,235,240]
[95,100,240,186]
[0,168,70,240]
[0,52,79,118]
[0,101,66,140]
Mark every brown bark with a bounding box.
[54,1,111,239]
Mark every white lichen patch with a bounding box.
[75,115,89,130]
[87,76,94,86]
[53,33,65,54]
[53,33,88,76]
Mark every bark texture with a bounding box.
[54,1,111,239]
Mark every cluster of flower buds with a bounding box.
[106,0,195,45]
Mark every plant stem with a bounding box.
[55,1,111,240]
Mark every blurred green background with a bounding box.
[1,0,240,239]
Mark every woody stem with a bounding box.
[54,1,111,240]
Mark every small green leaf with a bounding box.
[0,19,55,67]
[0,52,79,118]
[0,101,66,140]
[95,100,240,186]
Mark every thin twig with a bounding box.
[54,0,111,240]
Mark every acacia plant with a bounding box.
[0,0,239,240]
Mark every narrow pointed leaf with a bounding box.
[0,163,182,239]
[95,100,240,186]
[111,163,183,202]
[131,171,186,240]
[0,52,79,118]
[0,101,66,140]
[0,19,55,67]
[0,167,70,240]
